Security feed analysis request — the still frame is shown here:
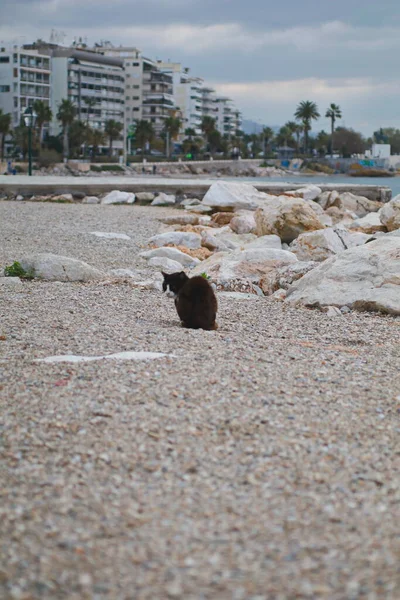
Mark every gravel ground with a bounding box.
[1,201,400,600]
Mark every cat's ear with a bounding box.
[179,271,186,279]
[161,272,167,278]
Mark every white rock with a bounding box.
[260,261,317,295]
[332,192,382,217]
[316,190,339,210]
[286,185,322,202]
[151,193,175,206]
[350,212,387,234]
[82,196,100,204]
[52,193,74,202]
[160,214,199,226]
[201,181,273,211]
[386,228,400,237]
[148,231,201,249]
[191,247,298,287]
[101,190,135,205]
[379,195,400,231]
[90,232,131,240]
[272,288,287,301]
[38,351,174,364]
[255,196,326,243]
[229,212,257,234]
[286,237,400,315]
[290,227,370,262]
[199,216,212,226]
[181,198,201,207]
[140,247,200,268]
[323,306,343,317]
[148,257,184,273]
[201,232,231,252]
[244,235,282,250]
[16,195,24,201]
[136,192,155,202]
[19,253,105,282]
[185,204,213,214]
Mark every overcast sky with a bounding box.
[1,0,399,134]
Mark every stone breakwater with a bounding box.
[2,181,399,315]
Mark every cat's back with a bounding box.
[181,276,217,305]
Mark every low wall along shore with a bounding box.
[0,175,392,203]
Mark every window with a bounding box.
[133,62,139,66]
[14,97,18,107]
[133,85,139,89]
[133,107,140,111]
[125,62,131,66]
[133,96,139,100]
[0,85,10,92]
[126,96,130,100]
[0,56,10,63]
[126,74,130,78]
[13,54,18,63]
[13,68,18,78]
[126,85,131,89]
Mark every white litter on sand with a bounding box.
[37,351,174,364]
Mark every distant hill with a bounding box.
[242,119,280,135]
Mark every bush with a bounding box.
[37,149,63,168]
[90,164,125,172]
[4,261,34,279]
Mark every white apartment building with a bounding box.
[0,45,51,129]
[214,96,242,138]
[47,46,125,140]
[97,46,175,134]
[157,62,203,135]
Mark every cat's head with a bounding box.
[162,271,189,298]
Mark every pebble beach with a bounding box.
[1,201,399,599]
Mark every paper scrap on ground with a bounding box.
[38,351,173,364]
[90,232,131,240]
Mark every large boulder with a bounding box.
[331,192,382,217]
[379,195,400,231]
[136,192,155,203]
[148,231,201,249]
[148,257,184,273]
[286,185,322,202]
[260,261,317,295]
[201,181,273,211]
[290,227,370,262]
[101,190,135,205]
[191,247,297,289]
[286,237,400,315]
[349,212,387,234]
[139,247,200,268]
[316,190,339,210]
[244,235,282,250]
[255,196,325,243]
[19,253,105,282]
[229,212,257,234]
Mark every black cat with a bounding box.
[162,272,218,331]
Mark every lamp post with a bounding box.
[23,107,37,176]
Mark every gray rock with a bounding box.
[159,214,199,226]
[350,212,387,234]
[19,253,105,282]
[0,277,24,291]
[229,212,257,234]
[151,193,176,206]
[244,235,282,250]
[136,192,155,202]
[379,195,400,231]
[83,196,100,204]
[148,257,185,273]
[148,231,201,249]
[101,190,135,205]
[290,227,370,262]
[201,181,273,211]
[139,247,200,268]
[286,237,400,315]
[255,197,326,243]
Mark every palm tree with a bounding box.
[0,109,12,160]
[56,99,76,159]
[294,100,320,154]
[104,119,123,156]
[201,116,216,143]
[163,115,181,157]
[276,125,294,148]
[184,127,196,139]
[87,128,105,158]
[33,100,52,148]
[325,103,342,155]
[134,120,155,152]
[261,127,274,157]
[83,97,97,127]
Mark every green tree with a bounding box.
[134,120,155,152]
[276,125,295,148]
[0,109,12,160]
[87,128,106,158]
[325,103,342,155]
[163,115,181,156]
[208,129,222,155]
[294,100,320,154]
[33,100,53,149]
[201,116,216,143]
[260,127,274,157]
[69,120,88,157]
[315,130,330,156]
[12,118,29,160]
[104,119,123,156]
[56,99,77,159]
[184,127,196,138]
[335,127,367,157]
[83,97,97,127]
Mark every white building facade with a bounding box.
[0,45,51,129]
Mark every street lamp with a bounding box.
[23,107,37,176]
